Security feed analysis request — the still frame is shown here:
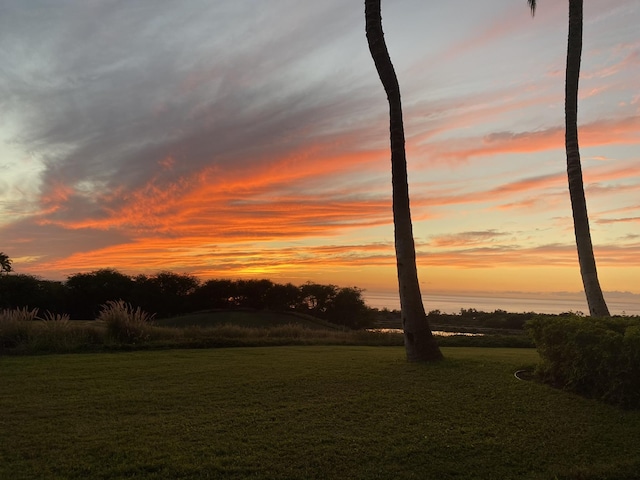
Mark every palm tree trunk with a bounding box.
[365,0,442,361]
[565,0,610,317]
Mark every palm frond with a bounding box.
[527,0,537,16]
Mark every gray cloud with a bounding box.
[1,0,381,232]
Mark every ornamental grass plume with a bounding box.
[0,306,38,322]
[97,300,156,344]
[0,307,38,350]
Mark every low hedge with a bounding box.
[526,315,640,409]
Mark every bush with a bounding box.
[98,300,156,344]
[526,315,640,409]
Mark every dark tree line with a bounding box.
[0,269,373,329]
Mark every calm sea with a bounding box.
[363,291,640,316]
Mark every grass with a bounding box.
[2,346,639,479]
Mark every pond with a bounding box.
[368,328,484,337]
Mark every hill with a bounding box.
[154,309,344,330]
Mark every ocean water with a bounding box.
[364,291,640,316]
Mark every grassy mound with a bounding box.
[155,309,343,330]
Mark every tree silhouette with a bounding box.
[365,0,442,361]
[0,252,12,275]
[66,269,136,319]
[528,0,610,316]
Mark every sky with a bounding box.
[1,0,639,311]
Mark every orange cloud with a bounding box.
[421,115,640,163]
[596,216,640,225]
[27,202,640,279]
[420,242,640,270]
[430,230,509,248]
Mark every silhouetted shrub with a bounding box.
[527,315,640,408]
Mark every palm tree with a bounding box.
[365,0,443,361]
[0,252,12,275]
[528,0,610,316]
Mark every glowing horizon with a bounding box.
[1,0,639,304]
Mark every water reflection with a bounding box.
[368,328,484,337]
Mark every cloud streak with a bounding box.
[419,115,640,164]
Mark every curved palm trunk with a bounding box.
[365,0,442,361]
[565,0,610,316]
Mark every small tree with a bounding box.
[325,287,374,329]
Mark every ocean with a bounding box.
[363,291,640,316]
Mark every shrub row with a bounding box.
[0,270,373,329]
[526,315,640,409]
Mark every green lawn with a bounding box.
[1,347,639,479]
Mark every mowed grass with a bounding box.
[1,347,639,480]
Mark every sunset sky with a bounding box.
[1,0,639,311]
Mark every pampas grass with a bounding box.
[0,307,38,350]
[98,300,156,344]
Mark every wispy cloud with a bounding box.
[430,230,510,248]
[421,242,640,269]
[421,115,640,164]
